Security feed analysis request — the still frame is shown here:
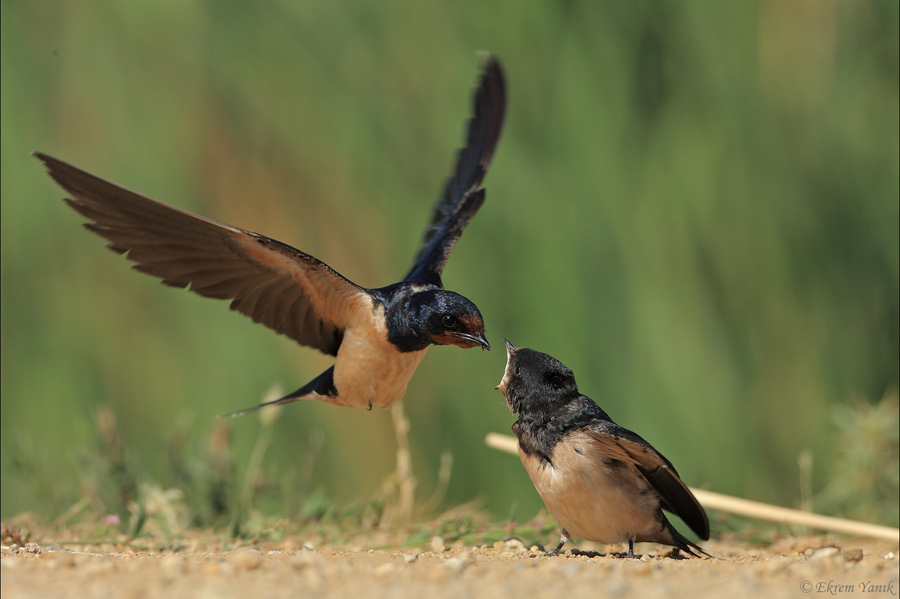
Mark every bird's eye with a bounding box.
[442,315,458,329]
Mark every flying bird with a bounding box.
[496,340,710,558]
[35,56,506,412]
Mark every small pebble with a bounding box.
[810,547,840,561]
[431,536,446,552]
[443,557,467,574]
[24,542,42,554]
[404,553,419,564]
[231,548,263,570]
[842,548,863,562]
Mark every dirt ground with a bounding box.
[2,534,898,599]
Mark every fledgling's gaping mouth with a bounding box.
[495,339,517,408]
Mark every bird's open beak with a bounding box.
[495,339,517,397]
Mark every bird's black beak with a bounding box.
[473,332,491,351]
[449,330,491,350]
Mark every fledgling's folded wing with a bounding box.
[36,152,370,356]
[405,55,506,285]
[587,423,710,540]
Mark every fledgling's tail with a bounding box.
[668,527,713,559]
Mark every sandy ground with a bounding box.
[2,535,898,599]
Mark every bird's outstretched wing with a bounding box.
[405,55,506,285]
[35,152,371,356]
[587,424,710,541]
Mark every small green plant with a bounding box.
[816,391,900,527]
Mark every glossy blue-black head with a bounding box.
[496,340,578,415]
[420,289,489,350]
[387,287,489,352]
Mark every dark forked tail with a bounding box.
[222,367,338,418]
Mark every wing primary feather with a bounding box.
[35,151,367,355]
[588,425,710,541]
[405,55,506,283]
[637,462,710,540]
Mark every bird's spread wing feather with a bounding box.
[586,424,710,540]
[405,56,506,284]
[36,152,371,356]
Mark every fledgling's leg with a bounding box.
[548,529,570,556]
[626,539,636,558]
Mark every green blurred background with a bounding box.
[2,2,898,531]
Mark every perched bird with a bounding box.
[496,340,710,558]
[35,56,506,412]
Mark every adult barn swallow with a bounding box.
[35,57,505,412]
[496,341,710,558]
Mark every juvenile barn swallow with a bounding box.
[35,57,505,412]
[496,341,710,558]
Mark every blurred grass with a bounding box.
[1,1,897,532]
